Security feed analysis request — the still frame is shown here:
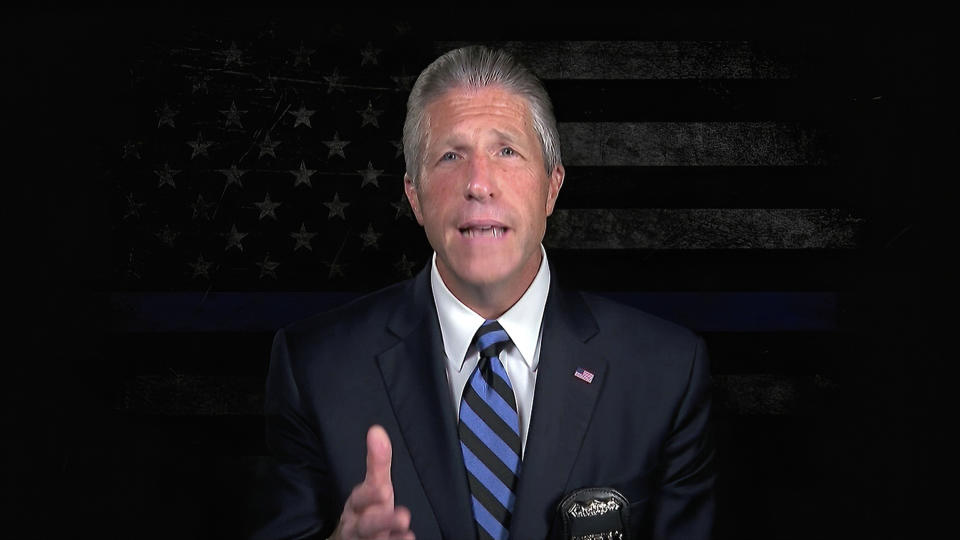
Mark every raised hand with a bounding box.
[330,425,415,540]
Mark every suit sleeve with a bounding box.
[248,328,337,540]
[652,335,716,540]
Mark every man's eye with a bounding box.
[440,152,459,161]
[500,147,517,157]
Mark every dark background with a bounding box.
[4,7,947,539]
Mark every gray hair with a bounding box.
[402,45,562,186]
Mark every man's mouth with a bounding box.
[459,225,508,238]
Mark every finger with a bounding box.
[355,506,412,538]
[364,425,393,489]
[391,505,412,533]
[346,482,393,512]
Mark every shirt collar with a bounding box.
[430,245,551,374]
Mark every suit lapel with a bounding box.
[510,278,604,540]
[376,267,476,540]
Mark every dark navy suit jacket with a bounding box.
[251,264,715,540]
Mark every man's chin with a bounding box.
[441,261,517,290]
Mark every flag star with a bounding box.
[288,104,315,128]
[290,160,316,188]
[323,68,347,94]
[263,72,280,95]
[223,41,243,67]
[122,140,140,160]
[257,20,278,40]
[394,254,415,278]
[290,223,317,252]
[154,162,181,188]
[390,140,404,159]
[357,100,382,128]
[187,131,213,159]
[256,254,280,279]
[155,225,179,248]
[156,102,178,128]
[191,193,216,221]
[223,224,248,252]
[393,21,413,36]
[128,67,145,89]
[258,133,281,159]
[125,248,142,280]
[357,161,384,188]
[254,192,282,220]
[290,42,315,67]
[190,71,213,94]
[323,132,350,159]
[323,192,349,220]
[123,193,145,220]
[327,23,347,40]
[391,194,413,220]
[324,259,346,279]
[391,71,416,91]
[359,223,382,250]
[188,254,215,279]
[359,41,381,66]
[220,100,246,129]
[217,164,248,189]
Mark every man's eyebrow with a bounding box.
[432,135,469,153]
[431,128,525,150]
[491,128,522,144]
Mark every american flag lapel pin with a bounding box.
[574,367,595,384]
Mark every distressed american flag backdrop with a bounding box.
[7,8,946,540]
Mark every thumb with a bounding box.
[364,424,393,489]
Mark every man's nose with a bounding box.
[464,155,496,200]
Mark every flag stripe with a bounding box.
[108,291,841,332]
[558,122,826,166]
[109,331,855,377]
[556,166,859,208]
[544,80,835,121]
[545,208,863,249]
[435,41,798,80]
[114,250,871,291]
[117,373,840,417]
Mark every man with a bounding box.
[252,45,715,540]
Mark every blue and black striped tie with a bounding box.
[459,320,521,540]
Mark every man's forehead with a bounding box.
[432,84,530,113]
[425,86,534,140]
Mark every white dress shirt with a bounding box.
[429,245,550,456]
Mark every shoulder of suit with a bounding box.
[281,277,412,339]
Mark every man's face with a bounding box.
[404,85,564,297]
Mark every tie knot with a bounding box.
[474,320,511,359]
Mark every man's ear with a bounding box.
[545,164,565,216]
[403,173,425,225]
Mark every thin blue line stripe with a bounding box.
[469,368,520,434]
[472,495,509,540]
[460,442,516,511]
[460,402,520,471]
